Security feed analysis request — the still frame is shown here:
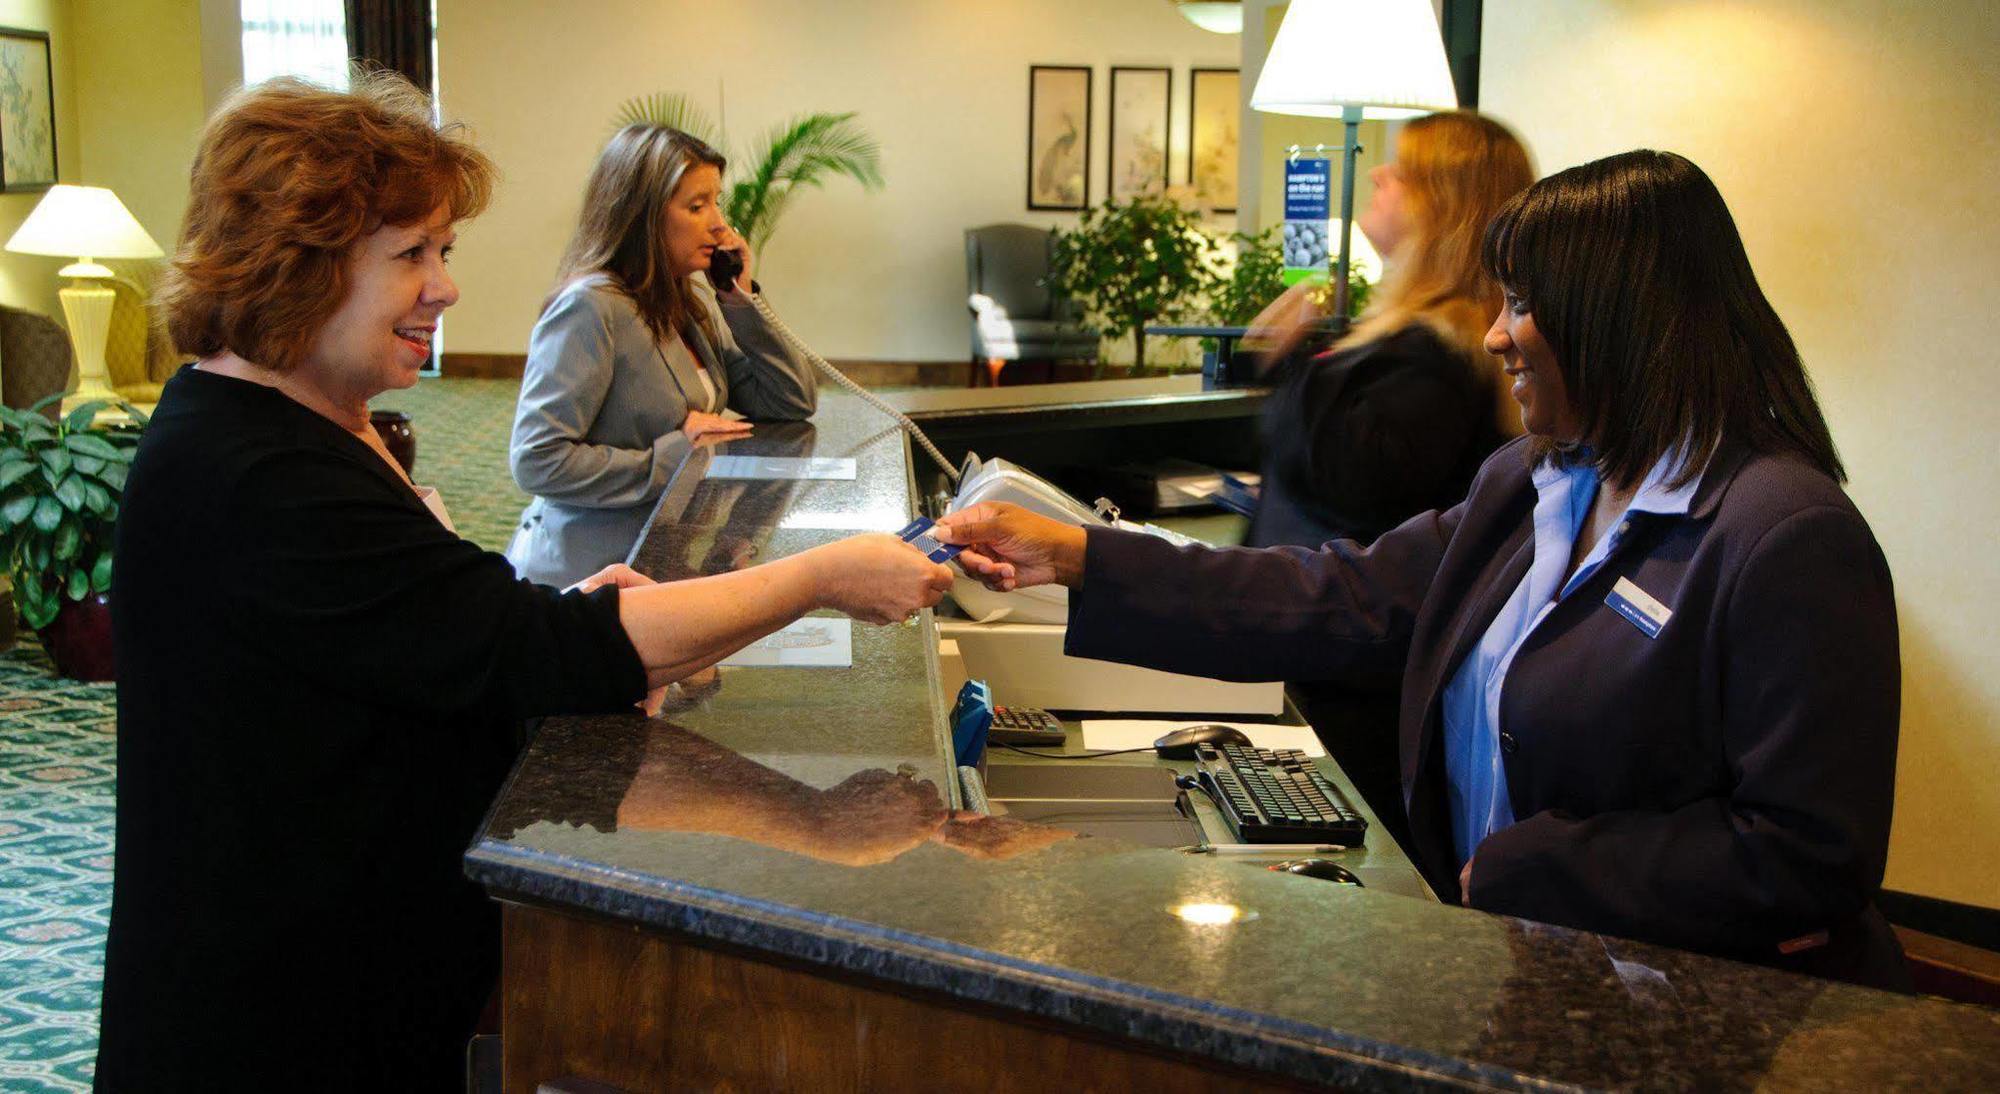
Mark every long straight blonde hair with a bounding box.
[1343,111,1534,426]
[547,124,726,348]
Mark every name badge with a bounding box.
[1606,577,1672,639]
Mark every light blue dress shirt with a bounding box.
[1439,448,1705,867]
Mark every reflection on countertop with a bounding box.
[533,422,824,590]
[489,718,1073,867]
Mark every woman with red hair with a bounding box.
[97,74,950,1091]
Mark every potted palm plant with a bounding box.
[610,92,885,251]
[0,396,142,680]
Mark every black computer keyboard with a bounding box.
[1195,743,1368,844]
[989,705,1066,747]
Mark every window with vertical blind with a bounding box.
[240,0,350,88]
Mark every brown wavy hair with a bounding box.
[547,124,727,348]
[159,72,495,373]
[1343,111,1534,430]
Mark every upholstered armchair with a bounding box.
[964,224,1097,371]
[104,263,181,405]
[0,305,74,420]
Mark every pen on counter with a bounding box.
[1181,843,1347,855]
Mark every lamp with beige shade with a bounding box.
[1251,0,1458,325]
[3,185,165,414]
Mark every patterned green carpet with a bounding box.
[0,378,529,1092]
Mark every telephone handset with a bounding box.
[730,277,963,487]
[708,246,746,294]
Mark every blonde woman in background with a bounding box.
[1239,111,1533,852]
[1245,110,1534,550]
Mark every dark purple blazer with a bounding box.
[1067,436,1906,989]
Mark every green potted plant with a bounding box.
[1209,225,1375,327]
[611,92,885,252]
[0,396,142,680]
[1045,193,1225,370]
[1210,228,1289,327]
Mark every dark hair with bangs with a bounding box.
[159,71,495,373]
[1481,150,1843,487]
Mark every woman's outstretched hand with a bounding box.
[930,503,1087,591]
[806,533,956,624]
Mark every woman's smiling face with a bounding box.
[1484,294,1581,441]
[303,204,458,396]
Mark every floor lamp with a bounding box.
[1250,0,1458,328]
[4,185,164,413]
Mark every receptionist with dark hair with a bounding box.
[937,150,1907,990]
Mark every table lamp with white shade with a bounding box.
[1251,0,1458,326]
[4,184,165,412]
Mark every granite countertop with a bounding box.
[469,389,2000,1091]
[879,372,1267,426]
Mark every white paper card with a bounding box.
[705,456,856,481]
[1079,719,1326,758]
[718,617,853,668]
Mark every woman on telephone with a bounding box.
[507,124,819,584]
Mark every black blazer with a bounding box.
[1248,323,1500,548]
[1067,437,1906,989]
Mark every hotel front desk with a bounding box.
[467,386,2000,1092]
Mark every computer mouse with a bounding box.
[1269,858,1364,885]
[1153,724,1253,759]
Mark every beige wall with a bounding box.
[436,0,1238,360]
[1482,1,2000,908]
[0,0,209,329]
[73,0,207,254]
[0,0,79,322]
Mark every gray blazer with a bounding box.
[506,273,816,585]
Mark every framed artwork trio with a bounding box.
[1027,62,1237,213]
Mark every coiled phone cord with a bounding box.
[742,291,962,487]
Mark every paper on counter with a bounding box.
[718,618,852,668]
[1080,719,1326,758]
[705,455,856,480]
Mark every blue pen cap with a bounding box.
[950,679,993,768]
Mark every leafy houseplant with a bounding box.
[1045,193,1226,369]
[612,92,885,252]
[1210,228,1289,327]
[0,396,142,678]
[1210,225,1375,327]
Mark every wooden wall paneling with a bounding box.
[501,903,1314,1093]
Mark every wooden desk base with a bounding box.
[502,903,1311,1092]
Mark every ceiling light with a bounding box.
[1174,1,1242,35]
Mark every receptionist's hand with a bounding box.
[931,502,1087,591]
[1241,279,1325,362]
